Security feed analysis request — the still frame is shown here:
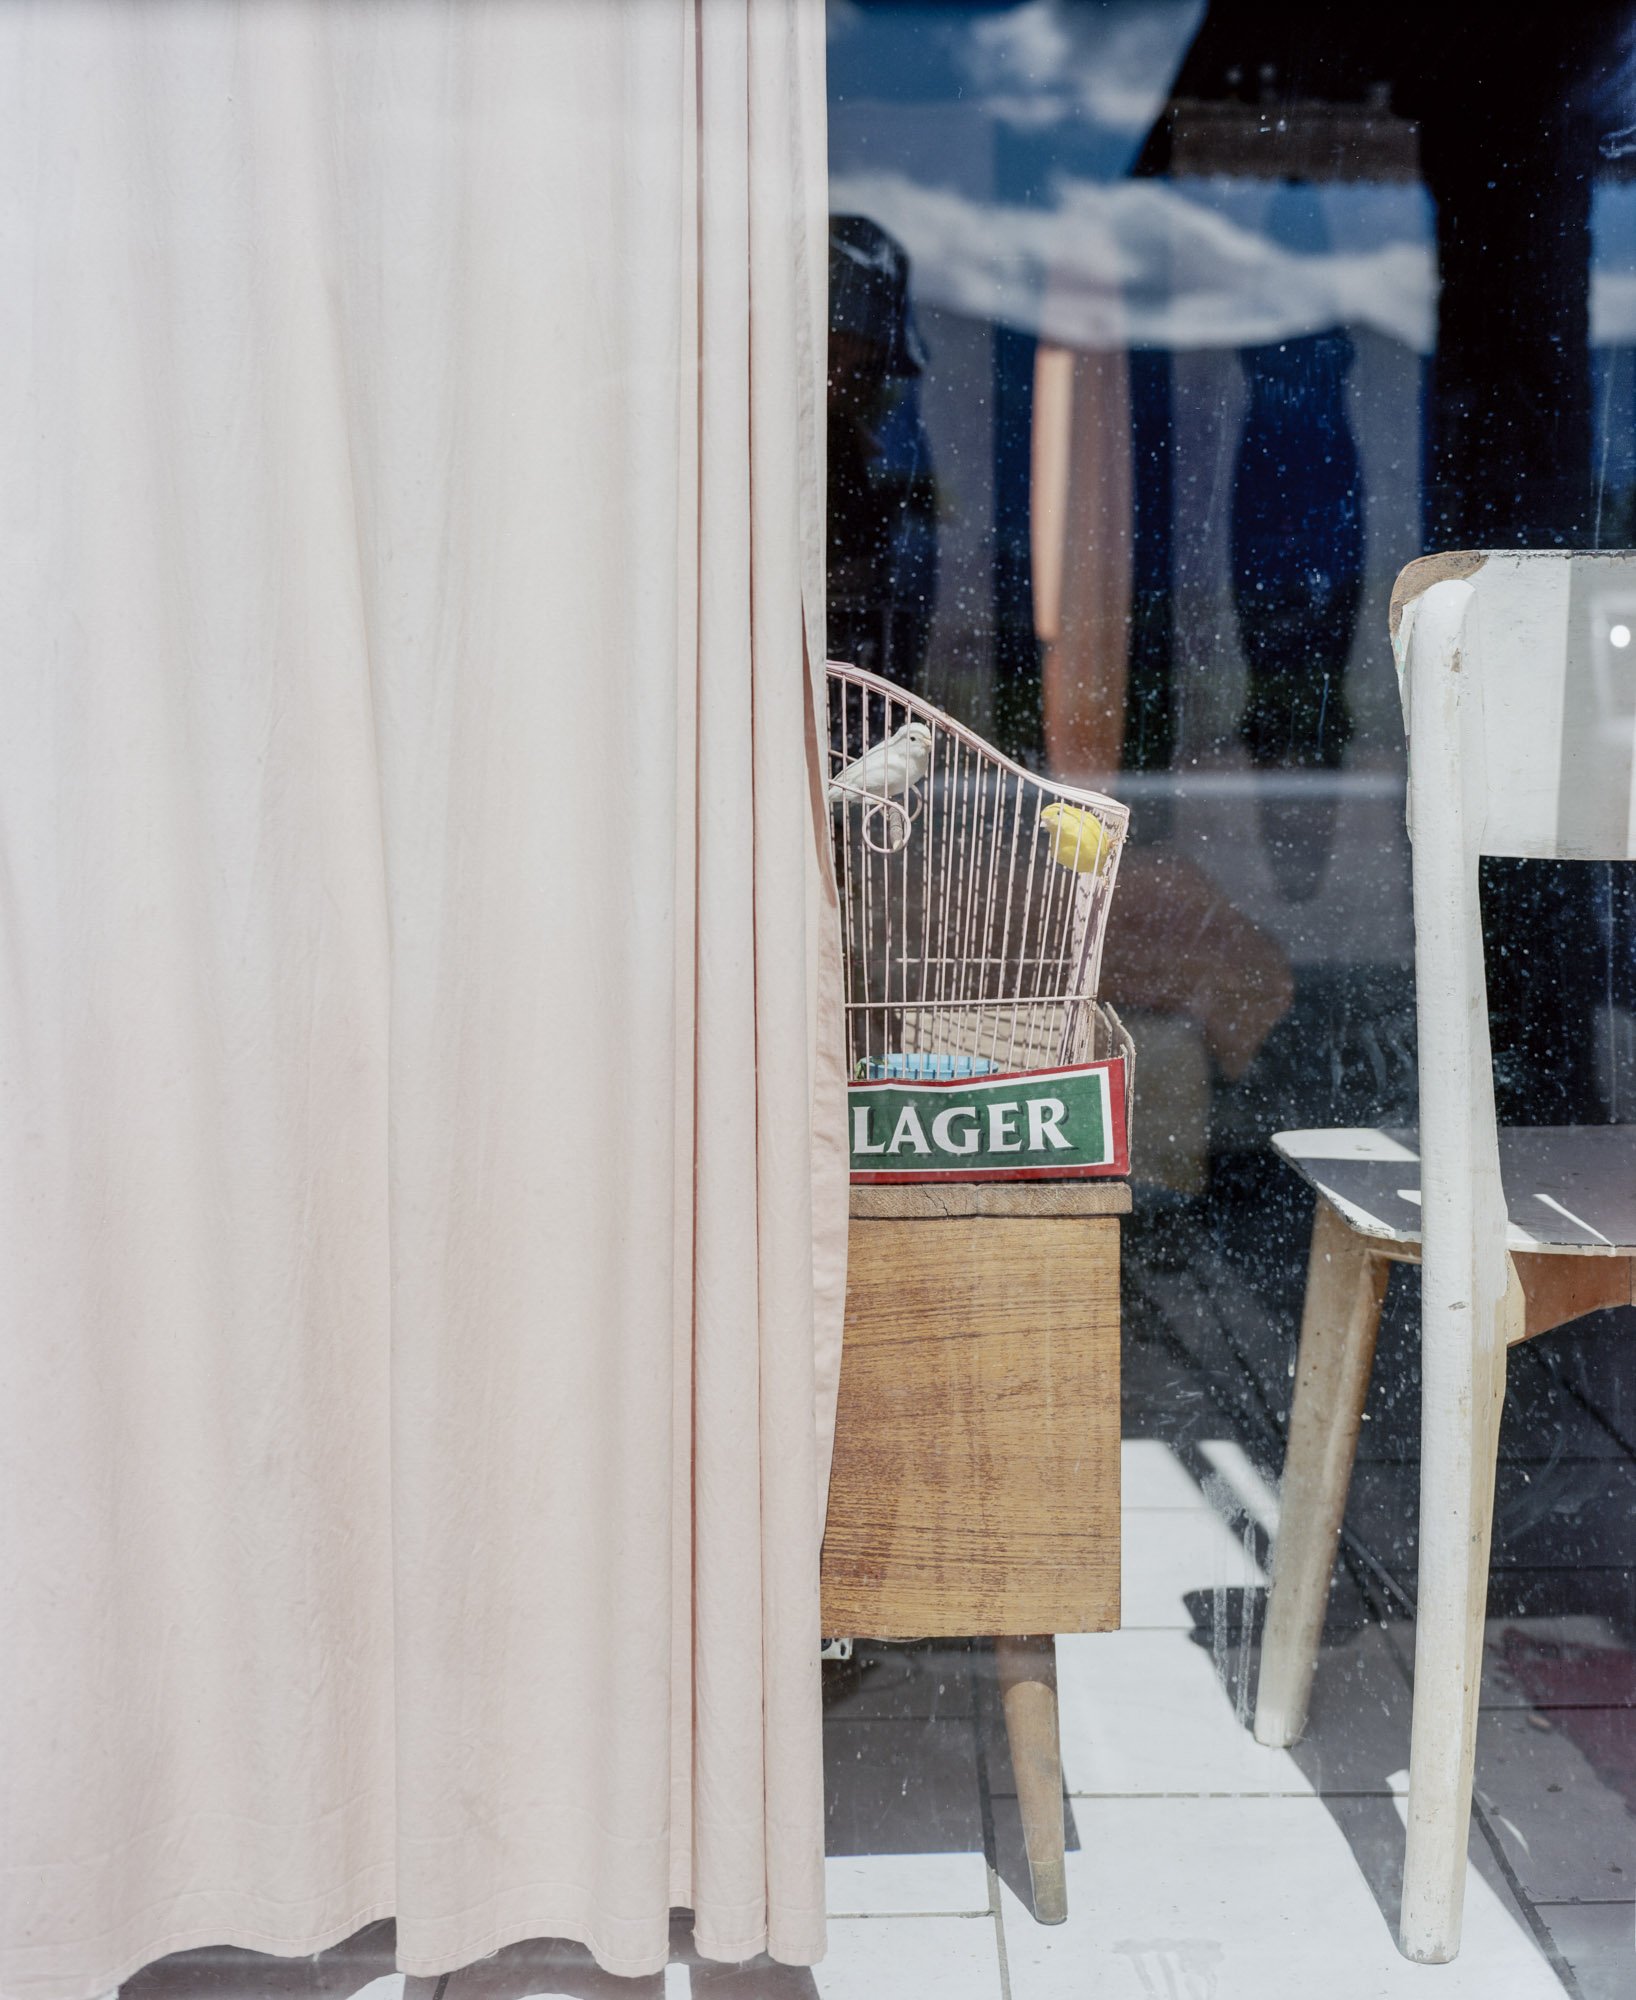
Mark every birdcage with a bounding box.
[828,662,1133,1180]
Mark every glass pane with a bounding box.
[825,4,1636,1991]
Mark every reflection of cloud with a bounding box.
[831,150,1636,353]
[960,0,1204,135]
[1594,184,1636,343]
[1592,268,1636,345]
[830,169,1437,351]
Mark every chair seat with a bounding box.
[1273,1125,1636,1255]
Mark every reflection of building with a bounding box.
[1142,0,1619,1121]
[830,0,1636,1146]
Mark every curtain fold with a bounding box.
[0,3,841,1993]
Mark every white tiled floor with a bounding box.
[1003,1445,1577,1998]
[1119,1438,1213,1511]
[803,1915,1001,2000]
[113,1437,1636,2000]
[823,1851,990,1917]
[1119,1501,1267,1631]
[997,1802,1562,2000]
[1053,1626,1316,1796]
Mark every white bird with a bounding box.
[828,720,934,808]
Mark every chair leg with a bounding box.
[1254,1198,1390,1747]
[995,1635,1068,1924]
[1398,1262,1516,1963]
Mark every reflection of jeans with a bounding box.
[828,600,932,694]
[1233,583,1359,769]
[1231,331,1364,771]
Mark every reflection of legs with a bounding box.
[1255,1199,1389,1747]
[1033,344,1133,784]
[1399,1265,1515,1964]
[995,1636,1067,1924]
[1241,646,1355,904]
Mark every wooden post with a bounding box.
[996,1635,1068,1925]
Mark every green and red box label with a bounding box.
[848,1059,1128,1183]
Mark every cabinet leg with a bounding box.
[996,1634,1068,1924]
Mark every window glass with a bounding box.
[823,5,1636,1990]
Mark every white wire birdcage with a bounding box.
[826,662,1130,1082]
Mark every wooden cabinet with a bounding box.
[821,1181,1127,1921]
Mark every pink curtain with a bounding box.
[0,3,845,1993]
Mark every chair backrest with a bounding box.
[1391,550,1635,1358]
[1391,550,1636,862]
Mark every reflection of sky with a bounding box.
[828,167,1437,350]
[829,0,1636,350]
[1593,184,1636,347]
[830,0,1204,185]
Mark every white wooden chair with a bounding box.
[1252,551,1636,1963]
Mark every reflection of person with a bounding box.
[1229,324,1365,902]
[827,216,938,691]
[1230,328,1363,778]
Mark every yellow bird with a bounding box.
[1039,801,1109,874]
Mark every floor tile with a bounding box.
[1197,1438,1283,1533]
[1281,1622,1420,1797]
[122,1927,417,1999]
[998,1797,1561,1998]
[1472,1705,1636,1904]
[1120,1502,1267,1631]
[1125,1261,1294,1441]
[1347,1310,1636,1468]
[444,1937,659,1998]
[1120,1438,1211,1511]
[1381,1612,1633,1710]
[821,1640,975,1722]
[679,1957,816,1998]
[1036,1618,1418,1804]
[1051,1628,1314,1797]
[823,1850,990,1917]
[1498,1340,1636,1464]
[1534,1902,1636,2000]
[1482,1567,1636,1628]
[816,1915,1001,2000]
[1487,1615,1636,1712]
[125,1975,412,2000]
[824,1717,984,1857]
[1121,1343,1249,1451]
[1346,1457,1636,1573]
[748,1916,999,2000]
[1487,1454,1636,1565]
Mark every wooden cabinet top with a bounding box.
[850,1181,1131,1220]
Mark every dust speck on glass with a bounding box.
[821,3,1636,1990]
